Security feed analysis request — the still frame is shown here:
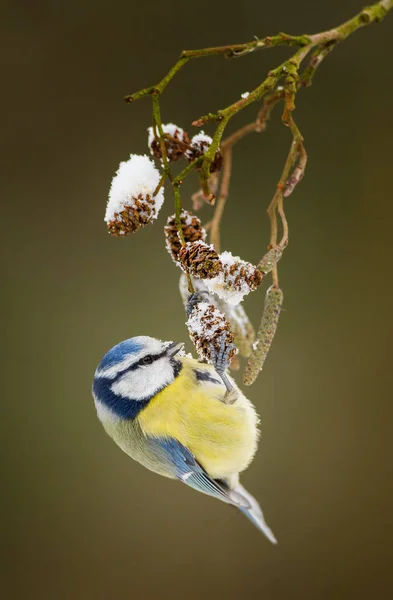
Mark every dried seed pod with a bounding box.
[164,211,206,263]
[258,246,284,275]
[178,241,222,279]
[186,301,236,364]
[147,123,190,162]
[243,286,284,386]
[205,251,263,305]
[185,132,223,173]
[105,154,164,236]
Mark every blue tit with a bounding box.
[92,335,277,543]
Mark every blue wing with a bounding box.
[151,437,247,507]
[148,437,277,543]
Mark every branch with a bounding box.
[124,33,312,102]
[209,147,232,253]
[127,0,392,206]
[122,0,392,383]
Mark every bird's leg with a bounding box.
[210,334,238,405]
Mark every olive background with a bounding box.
[2,1,393,598]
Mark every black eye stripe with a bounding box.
[139,355,153,365]
[138,350,166,365]
[112,349,167,381]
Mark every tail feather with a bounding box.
[234,483,277,544]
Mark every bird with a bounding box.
[92,334,277,543]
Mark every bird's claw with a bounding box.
[186,291,209,317]
[210,332,233,375]
[210,333,236,397]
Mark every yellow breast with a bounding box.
[137,358,259,479]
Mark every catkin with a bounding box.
[258,246,284,275]
[243,285,284,386]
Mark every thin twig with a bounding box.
[124,33,312,102]
[284,143,307,197]
[263,113,304,285]
[221,123,260,150]
[298,42,337,87]
[210,147,233,252]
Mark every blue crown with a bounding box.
[97,338,143,372]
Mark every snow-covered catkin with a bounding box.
[164,211,206,263]
[186,301,236,365]
[185,132,223,173]
[105,154,164,236]
[204,251,263,305]
[243,286,284,386]
[178,241,222,279]
[147,123,190,162]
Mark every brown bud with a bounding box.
[164,211,206,263]
[178,241,222,279]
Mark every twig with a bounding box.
[124,33,312,103]
[298,42,337,87]
[265,114,304,256]
[221,122,259,150]
[210,147,233,252]
[284,143,307,197]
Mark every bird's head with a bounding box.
[92,336,184,420]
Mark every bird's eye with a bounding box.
[141,355,153,365]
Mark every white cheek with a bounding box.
[94,399,117,423]
[111,359,174,401]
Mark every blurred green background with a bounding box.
[2,1,393,598]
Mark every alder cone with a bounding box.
[187,146,223,173]
[178,241,222,279]
[150,127,190,162]
[164,211,206,262]
[107,194,156,236]
[225,260,263,291]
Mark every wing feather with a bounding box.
[151,437,248,507]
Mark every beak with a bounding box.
[165,342,184,357]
